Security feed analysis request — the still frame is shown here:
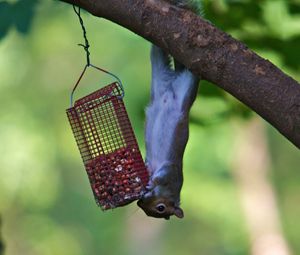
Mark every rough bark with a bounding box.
[61,0,300,149]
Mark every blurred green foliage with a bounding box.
[0,0,299,255]
[0,0,39,39]
[0,218,3,255]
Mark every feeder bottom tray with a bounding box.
[86,147,146,210]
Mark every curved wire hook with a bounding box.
[70,64,125,107]
[70,5,125,107]
[90,64,125,98]
[70,64,88,107]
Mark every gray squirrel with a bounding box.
[137,0,201,219]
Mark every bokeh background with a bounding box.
[0,0,300,255]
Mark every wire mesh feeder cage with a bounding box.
[67,81,149,210]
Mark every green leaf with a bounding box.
[0,1,13,39]
[13,0,39,34]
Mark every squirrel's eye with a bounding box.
[156,203,166,213]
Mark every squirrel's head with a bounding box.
[137,179,184,220]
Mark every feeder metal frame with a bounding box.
[66,82,149,209]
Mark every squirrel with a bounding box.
[137,0,201,220]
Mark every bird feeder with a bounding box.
[66,81,149,210]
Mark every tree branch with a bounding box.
[61,0,300,149]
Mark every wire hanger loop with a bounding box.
[70,5,125,107]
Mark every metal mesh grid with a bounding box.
[66,82,148,209]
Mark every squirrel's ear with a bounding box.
[174,207,184,219]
